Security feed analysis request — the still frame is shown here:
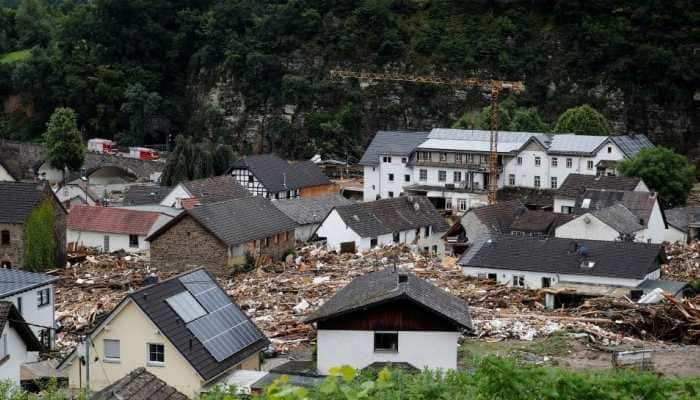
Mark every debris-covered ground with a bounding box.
[54,242,700,360]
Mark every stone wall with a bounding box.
[149,215,230,274]
[0,223,24,267]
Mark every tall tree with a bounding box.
[553,105,609,135]
[618,147,696,207]
[23,199,56,271]
[14,0,51,48]
[42,107,85,175]
[160,136,236,185]
[118,83,162,146]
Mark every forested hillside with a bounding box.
[0,0,697,161]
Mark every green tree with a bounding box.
[14,0,51,48]
[618,147,696,207]
[42,107,85,174]
[160,136,236,185]
[553,105,610,135]
[118,83,162,147]
[24,199,56,271]
[453,101,548,132]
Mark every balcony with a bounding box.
[413,160,503,172]
[405,182,487,195]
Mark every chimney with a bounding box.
[398,274,408,284]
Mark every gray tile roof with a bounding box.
[497,187,555,210]
[459,236,664,280]
[188,196,298,246]
[557,174,644,198]
[123,185,173,206]
[0,181,51,224]
[547,134,609,155]
[92,368,188,400]
[273,195,353,225]
[228,154,330,192]
[0,268,58,298]
[589,204,644,234]
[573,189,657,226]
[306,268,472,330]
[664,206,700,231]
[358,131,429,165]
[333,196,449,238]
[181,175,250,204]
[610,135,654,158]
[469,200,572,236]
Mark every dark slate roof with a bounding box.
[0,268,58,298]
[471,200,525,233]
[333,196,449,238]
[496,187,555,210]
[573,189,657,225]
[0,181,51,223]
[664,206,700,231]
[459,236,664,280]
[0,301,41,351]
[129,269,270,381]
[470,200,572,236]
[510,210,575,234]
[358,131,430,165]
[557,174,644,199]
[589,204,644,234]
[123,185,173,206]
[150,196,298,246]
[273,195,353,225]
[92,368,188,400]
[181,175,250,204]
[610,135,654,158]
[306,268,472,329]
[228,154,330,192]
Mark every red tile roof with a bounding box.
[67,205,160,236]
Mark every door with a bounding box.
[103,235,110,253]
[340,241,356,254]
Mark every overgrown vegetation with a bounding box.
[160,135,236,186]
[23,198,56,271]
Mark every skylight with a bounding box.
[166,291,206,323]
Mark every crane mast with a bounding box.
[329,70,524,205]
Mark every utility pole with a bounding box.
[84,337,91,399]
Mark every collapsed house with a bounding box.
[306,268,472,374]
[272,195,353,242]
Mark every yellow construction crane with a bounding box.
[329,70,524,205]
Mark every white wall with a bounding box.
[664,226,687,244]
[643,201,667,244]
[555,214,626,242]
[317,330,459,374]
[316,210,363,251]
[363,166,379,201]
[0,164,15,181]
[160,184,190,208]
[553,197,576,213]
[462,266,658,290]
[1,284,54,349]
[67,230,149,252]
[0,326,31,384]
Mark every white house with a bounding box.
[664,207,700,244]
[0,269,58,350]
[306,268,472,374]
[314,196,449,255]
[0,302,42,384]
[272,195,354,242]
[160,175,249,208]
[67,205,169,253]
[553,174,649,214]
[555,204,645,242]
[360,128,653,212]
[53,183,99,210]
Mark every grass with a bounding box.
[0,49,31,65]
[459,334,574,368]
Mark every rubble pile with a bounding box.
[663,242,700,282]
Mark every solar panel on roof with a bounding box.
[187,304,263,362]
[166,291,206,323]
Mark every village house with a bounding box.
[0,181,66,268]
[67,205,173,253]
[459,235,665,293]
[160,175,250,209]
[0,302,42,384]
[553,173,649,214]
[0,268,58,350]
[53,183,99,210]
[123,184,173,206]
[314,196,449,255]
[360,128,653,211]
[148,196,297,273]
[58,268,270,398]
[555,204,646,242]
[306,268,472,374]
[272,195,354,242]
[0,159,17,181]
[228,153,336,200]
[664,206,700,243]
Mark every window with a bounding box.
[382,156,392,163]
[388,173,394,181]
[487,273,497,281]
[374,332,398,352]
[40,329,50,349]
[370,238,378,247]
[401,157,407,164]
[419,169,427,181]
[550,177,558,189]
[542,277,552,288]
[16,297,21,315]
[129,234,139,248]
[404,174,410,182]
[0,230,8,246]
[423,226,430,238]
[37,288,50,307]
[534,176,541,188]
[388,191,394,198]
[508,174,515,186]
[607,146,612,154]
[516,156,522,165]
[438,170,447,182]
[453,171,462,182]
[561,206,573,214]
[455,153,462,163]
[104,339,120,361]
[551,157,558,167]
[458,199,468,211]
[393,231,400,243]
[445,198,452,209]
[372,185,375,190]
[418,152,432,161]
[248,175,254,183]
[513,275,525,287]
[566,158,572,168]
[432,245,438,254]
[534,157,541,167]
[477,273,488,280]
[439,152,447,161]
[148,343,165,364]
[587,160,594,170]
[264,237,270,247]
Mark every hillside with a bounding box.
[0,0,697,160]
